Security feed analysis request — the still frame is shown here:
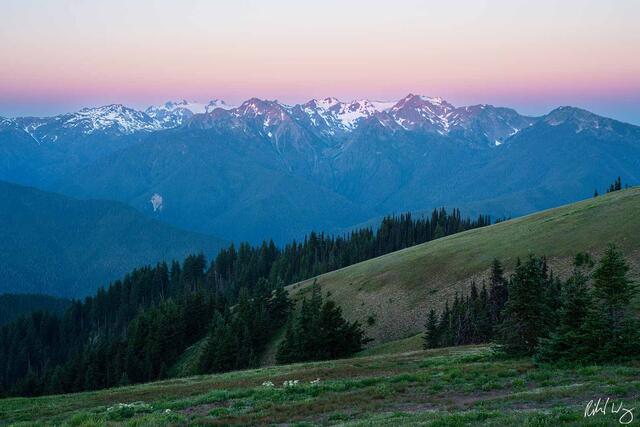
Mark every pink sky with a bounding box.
[1,0,639,123]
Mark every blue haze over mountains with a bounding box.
[1,94,639,247]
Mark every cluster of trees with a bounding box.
[535,246,639,363]
[1,207,488,397]
[276,282,370,364]
[423,259,510,348]
[594,176,629,197]
[198,281,291,373]
[0,259,228,396]
[424,246,640,363]
[0,254,296,396]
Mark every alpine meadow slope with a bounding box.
[2,345,638,426]
[288,187,640,346]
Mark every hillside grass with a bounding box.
[2,345,638,426]
[356,333,424,357]
[288,188,640,345]
[168,338,208,379]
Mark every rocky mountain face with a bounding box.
[1,95,638,243]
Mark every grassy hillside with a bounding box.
[289,187,640,345]
[1,344,638,426]
[0,180,226,297]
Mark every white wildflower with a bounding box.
[262,380,275,387]
[107,401,153,413]
[106,401,152,413]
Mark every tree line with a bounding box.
[212,208,490,299]
[0,207,489,397]
[424,246,640,363]
[593,176,630,197]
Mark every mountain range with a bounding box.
[1,94,639,243]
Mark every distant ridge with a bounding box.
[0,180,226,297]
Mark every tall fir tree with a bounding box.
[582,245,639,362]
[423,309,440,349]
[497,256,555,356]
[535,268,592,363]
[488,259,508,325]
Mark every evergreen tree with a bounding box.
[472,283,493,343]
[318,300,360,359]
[607,176,624,193]
[199,312,238,373]
[276,282,370,364]
[438,300,453,347]
[269,282,292,325]
[488,258,508,325]
[275,321,298,364]
[497,256,555,356]
[582,245,639,362]
[423,309,440,349]
[534,269,592,363]
[592,245,635,319]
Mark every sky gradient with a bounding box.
[1,0,639,123]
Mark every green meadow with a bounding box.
[2,343,638,426]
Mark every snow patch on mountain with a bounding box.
[61,105,162,134]
[148,99,235,115]
[146,99,236,127]
[302,97,398,130]
[150,193,163,212]
[388,94,456,132]
[543,107,613,134]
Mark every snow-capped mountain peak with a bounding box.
[205,99,235,112]
[160,100,205,113]
[391,94,453,111]
[62,104,161,134]
[301,97,398,130]
[387,94,455,132]
[311,97,341,110]
[145,99,236,127]
[235,98,288,117]
[148,99,235,114]
[543,106,622,135]
[334,100,381,128]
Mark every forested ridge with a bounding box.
[0,207,489,397]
